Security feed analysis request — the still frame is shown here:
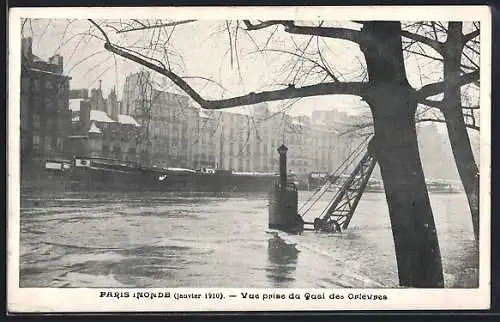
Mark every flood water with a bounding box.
[19,189,479,288]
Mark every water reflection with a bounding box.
[266,233,299,287]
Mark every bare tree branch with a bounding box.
[116,20,197,33]
[401,30,444,54]
[462,50,480,70]
[417,118,479,131]
[242,20,288,31]
[104,42,366,109]
[417,70,480,100]
[420,99,443,109]
[256,48,338,82]
[88,19,111,43]
[463,29,480,43]
[243,20,362,44]
[404,48,443,62]
[420,99,480,112]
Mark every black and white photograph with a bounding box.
[7,6,491,312]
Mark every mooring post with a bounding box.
[278,144,288,191]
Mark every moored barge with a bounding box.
[34,156,281,193]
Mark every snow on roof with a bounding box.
[117,114,140,127]
[166,167,196,173]
[88,122,102,134]
[69,99,84,112]
[91,110,115,123]
[233,172,278,176]
[28,68,71,78]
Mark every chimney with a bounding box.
[112,101,119,121]
[80,100,91,135]
[58,55,64,74]
[21,37,33,61]
[108,90,119,121]
[48,54,64,74]
[119,101,125,115]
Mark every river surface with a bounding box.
[19,190,479,288]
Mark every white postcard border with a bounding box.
[7,6,492,312]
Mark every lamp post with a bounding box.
[278,144,288,191]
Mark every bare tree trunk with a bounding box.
[443,22,480,241]
[360,22,444,287]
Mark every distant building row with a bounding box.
[113,71,358,174]
[19,37,359,175]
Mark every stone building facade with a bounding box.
[20,37,71,165]
[68,71,359,175]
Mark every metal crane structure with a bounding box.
[297,138,377,233]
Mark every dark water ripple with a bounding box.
[19,190,479,288]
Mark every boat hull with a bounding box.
[67,168,278,193]
[22,161,278,194]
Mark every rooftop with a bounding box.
[291,119,306,126]
[26,67,71,78]
[69,98,84,112]
[117,114,140,127]
[91,110,115,123]
[88,122,102,134]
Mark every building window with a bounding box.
[58,117,67,130]
[33,79,40,91]
[56,138,63,152]
[44,97,54,110]
[46,118,53,131]
[33,114,40,129]
[45,136,52,151]
[102,145,110,156]
[23,78,31,90]
[33,135,40,150]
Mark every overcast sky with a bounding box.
[20,18,458,119]
[12,10,483,171]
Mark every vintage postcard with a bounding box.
[7,6,491,312]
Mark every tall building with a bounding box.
[122,72,199,168]
[212,104,285,173]
[20,37,72,165]
[195,110,218,169]
[310,110,366,174]
[285,115,312,174]
[215,110,253,172]
[119,72,364,174]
